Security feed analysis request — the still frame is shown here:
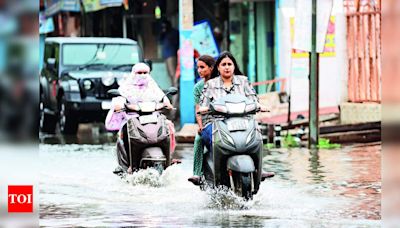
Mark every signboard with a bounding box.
[292,0,333,53]
[82,0,105,12]
[39,12,54,34]
[45,0,62,16]
[291,16,336,58]
[192,20,219,58]
[62,0,80,11]
[100,0,123,6]
[45,0,80,16]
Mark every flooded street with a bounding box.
[39,132,380,227]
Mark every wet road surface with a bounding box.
[39,131,380,227]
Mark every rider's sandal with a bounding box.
[113,166,124,175]
[188,176,201,186]
[261,171,275,181]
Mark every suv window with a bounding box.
[44,43,53,61]
[62,43,140,66]
[43,43,59,76]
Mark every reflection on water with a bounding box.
[39,123,116,145]
[308,150,326,183]
[39,132,380,227]
[264,143,381,220]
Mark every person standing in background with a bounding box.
[160,20,179,88]
[160,20,179,122]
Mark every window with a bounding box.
[44,43,54,63]
[62,43,140,66]
[43,43,59,75]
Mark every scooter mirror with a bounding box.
[107,89,120,97]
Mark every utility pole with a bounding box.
[179,0,195,126]
[308,0,319,149]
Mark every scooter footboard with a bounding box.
[226,155,255,173]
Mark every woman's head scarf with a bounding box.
[118,63,164,103]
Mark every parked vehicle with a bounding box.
[199,94,268,200]
[107,87,178,174]
[39,37,150,134]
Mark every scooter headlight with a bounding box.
[226,102,246,114]
[156,103,165,110]
[220,130,235,147]
[246,129,255,145]
[138,101,156,112]
[125,103,140,111]
[212,104,228,113]
[245,103,257,113]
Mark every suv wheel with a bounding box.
[59,96,79,135]
[39,93,56,134]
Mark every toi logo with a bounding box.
[8,185,33,213]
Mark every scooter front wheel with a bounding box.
[235,172,253,200]
[153,162,165,175]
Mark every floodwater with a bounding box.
[39,130,380,227]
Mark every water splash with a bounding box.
[124,168,163,187]
[204,185,258,210]
[122,164,186,188]
[160,164,185,186]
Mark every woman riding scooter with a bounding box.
[107,62,175,174]
[193,51,273,186]
[112,63,173,112]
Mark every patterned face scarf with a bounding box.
[126,63,150,87]
[131,73,150,90]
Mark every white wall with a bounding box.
[277,0,348,112]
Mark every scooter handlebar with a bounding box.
[196,110,211,115]
[256,108,270,113]
[115,103,175,113]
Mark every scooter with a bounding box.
[199,94,268,200]
[106,87,178,174]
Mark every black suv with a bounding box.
[40,37,146,134]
